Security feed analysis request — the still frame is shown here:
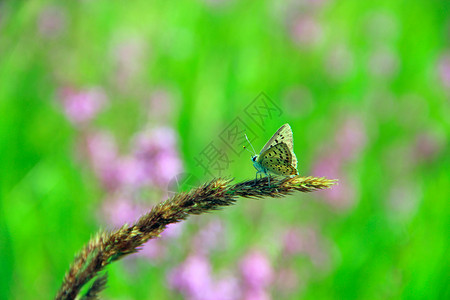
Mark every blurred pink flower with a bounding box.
[335,117,367,161]
[290,16,323,48]
[325,44,355,80]
[101,195,141,227]
[386,183,420,222]
[282,227,331,268]
[85,126,184,190]
[148,89,173,120]
[240,250,273,290]
[368,47,400,79]
[312,152,341,178]
[84,131,120,190]
[322,178,356,211]
[168,254,240,300]
[134,126,178,154]
[38,5,66,38]
[312,115,367,208]
[59,87,107,125]
[153,151,184,186]
[212,276,241,300]
[168,254,214,299]
[193,220,226,254]
[282,228,304,256]
[242,289,271,300]
[116,156,150,188]
[161,222,185,239]
[111,36,148,90]
[139,240,165,260]
[138,217,185,260]
[414,132,445,163]
[83,125,184,237]
[314,165,356,211]
[364,11,399,42]
[437,53,450,88]
[133,127,183,187]
[275,268,299,294]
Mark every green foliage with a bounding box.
[1,0,449,299]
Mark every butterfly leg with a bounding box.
[264,170,271,187]
[254,171,260,185]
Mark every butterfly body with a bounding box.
[247,124,299,185]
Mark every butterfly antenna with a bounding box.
[244,133,257,155]
[243,145,254,154]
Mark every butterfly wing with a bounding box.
[260,123,298,169]
[257,142,298,175]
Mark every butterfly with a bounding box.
[244,123,298,186]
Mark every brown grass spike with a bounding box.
[55,175,337,300]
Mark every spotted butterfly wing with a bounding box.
[259,123,298,169]
[257,142,298,175]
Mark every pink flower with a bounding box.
[414,132,445,163]
[282,228,304,256]
[168,254,241,300]
[111,36,148,90]
[212,276,240,300]
[133,127,183,187]
[168,254,214,299]
[115,156,150,188]
[311,115,367,211]
[148,89,174,120]
[38,5,66,38]
[161,222,185,239]
[101,195,141,227]
[437,54,450,88]
[134,127,178,154]
[290,16,323,48]
[281,227,330,268]
[368,47,399,79]
[84,131,119,190]
[313,159,357,211]
[285,228,320,257]
[321,177,357,211]
[312,122,364,211]
[312,152,342,178]
[193,220,226,254]
[240,250,273,290]
[59,87,107,125]
[335,117,367,161]
[242,288,271,300]
[153,151,183,186]
[139,240,165,260]
[386,183,420,222]
[325,44,355,80]
[275,268,299,294]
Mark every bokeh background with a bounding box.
[1,0,449,299]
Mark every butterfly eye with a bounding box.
[252,156,257,161]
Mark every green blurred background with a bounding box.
[1,0,449,299]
